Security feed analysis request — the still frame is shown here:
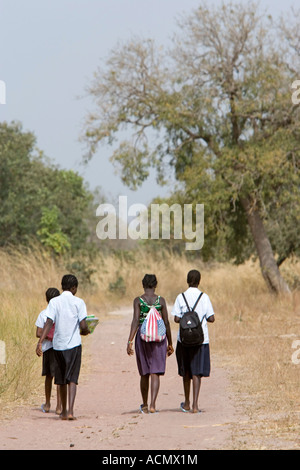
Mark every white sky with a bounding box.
[0,0,298,206]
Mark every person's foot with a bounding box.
[191,407,201,414]
[55,406,62,415]
[149,404,158,413]
[41,403,50,413]
[139,404,148,414]
[59,411,68,420]
[180,402,190,412]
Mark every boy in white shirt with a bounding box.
[36,274,90,420]
[172,269,215,413]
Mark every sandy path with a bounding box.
[0,308,242,450]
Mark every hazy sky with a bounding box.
[0,0,297,207]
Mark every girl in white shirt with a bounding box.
[172,269,215,414]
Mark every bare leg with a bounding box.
[181,372,191,411]
[140,374,149,412]
[59,384,68,420]
[192,375,201,413]
[43,375,52,412]
[149,374,160,413]
[68,382,77,420]
[56,385,62,414]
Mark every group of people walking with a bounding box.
[127,270,215,414]
[35,269,215,419]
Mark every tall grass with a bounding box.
[0,248,61,404]
[0,246,299,447]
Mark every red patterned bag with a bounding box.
[140,307,166,342]
[47,323,55,341]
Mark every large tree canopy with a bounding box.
[83,1,300,293]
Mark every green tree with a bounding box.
[0,121,94,253]
[83,1,300,294]
[0,121,37,244]
[37,206,71,254]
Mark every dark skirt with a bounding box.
[135,326,167,376]
[42,347,56,377]
[176,341,210,378]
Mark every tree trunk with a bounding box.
[240,196,291,294]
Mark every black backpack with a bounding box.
[179,292,205,347]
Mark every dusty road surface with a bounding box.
[0,308,243,450]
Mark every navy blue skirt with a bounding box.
[176,341,210,378]
[135,326,167,376]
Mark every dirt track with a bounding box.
[0,308,243,450]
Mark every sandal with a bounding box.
[180,402,190,413]
[139,404,148,414]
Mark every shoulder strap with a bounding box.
[181,292,204,313]
[140,296,160,307]
[182,293,190,312]
[192,292,204,312]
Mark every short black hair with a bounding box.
[187,269,201,286]
[61,274,78,291]
[45,287,60,303]
[142,274,158,289]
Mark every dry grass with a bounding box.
[0,248,63,406]
[206,261,300,449]
[0,246,299,448]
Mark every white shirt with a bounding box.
[171,287,215,344]
[35,309,53,353]
[45,291,87,351]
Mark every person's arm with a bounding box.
[36,325,54,340]
[36,318,53,356]
[78,299,90,335]
[160,297,174,356]
[36,326,43,338]
[126,297,140,356]
[172,296,182,324]
[205,295,215,323]
[35,312,46,338]
[80,318,90,335]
